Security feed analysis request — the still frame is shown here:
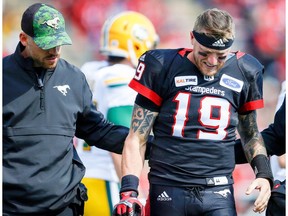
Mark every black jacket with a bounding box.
[3,43,128,215]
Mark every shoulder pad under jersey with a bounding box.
[236,52,264,77]
[145,49,181,64]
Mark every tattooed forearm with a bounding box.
[238,112,258,142]
[243,135,267,162]
[131,104,158,140]
[238,111,267,162]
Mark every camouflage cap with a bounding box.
[21,3,72,50]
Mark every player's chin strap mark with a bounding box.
[192,31,234,50]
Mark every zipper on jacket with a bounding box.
[35,71,45,110]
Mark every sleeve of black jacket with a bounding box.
[261,97,286,156]
[235,96,286,164]
[75,104,129,154]
[75,77,129,154]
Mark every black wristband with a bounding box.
[251,154,274,188]
[120,175,139,194]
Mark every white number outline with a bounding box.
[135,62,145,80]
[172,93,230,140]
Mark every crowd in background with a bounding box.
[3,0,285,83]
[2,0,285,215]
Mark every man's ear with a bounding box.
[19,32,28,46]
[190,31,194,39]
[190,31,195,45]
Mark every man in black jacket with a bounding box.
[3,3,129,215]
[235,96,286,216]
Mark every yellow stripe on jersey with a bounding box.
[104,77,131,86]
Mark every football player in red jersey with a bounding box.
[113,8,273,216]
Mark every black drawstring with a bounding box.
[188,186,204,202]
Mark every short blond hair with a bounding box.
[193,8,235,42]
